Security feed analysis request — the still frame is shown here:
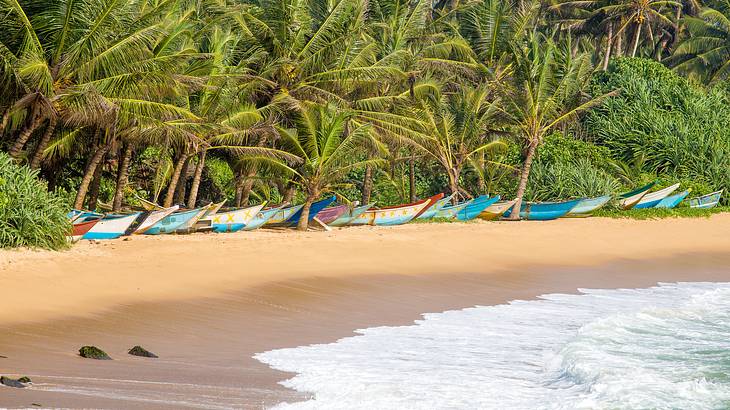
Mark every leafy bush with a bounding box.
[526,158,620,201]
[0,152,70,249]
[586,58,730,202]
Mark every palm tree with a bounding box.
[504,33,617,219]
[276,103,384,230]
[670,5,730,83]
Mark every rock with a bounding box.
[1,376,26,388]
[128,346,158,358]
[78,346,111,360]
[17,376,31,383]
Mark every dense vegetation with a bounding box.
[1,0,728,237]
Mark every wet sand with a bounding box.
[1,216,730,408]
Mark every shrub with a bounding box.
[0,153,70,249]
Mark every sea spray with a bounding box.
[255,282,730,409]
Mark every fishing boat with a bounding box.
[654,189,691,209]
[633,183,681,209]
[478,200,516,221]
[265,204,304,225]
[144,207,208,235]
[417,194,455,220]
[68,209,103,223]
[242,206,286,231]
[567,194,612,216]
[503,199,583,220]
[283,196,337,227]
[70,219,100,241]
[314,204,349,225]
[329,203,374,227]
[618,181,657,209]
[133,205,179,234]
[436,196,501,221]
[193,201,227,232]
[349,194,444,226]
[211,203,267,233]
[689,190,723,209]
[82,212,141,240]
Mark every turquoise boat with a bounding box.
[210,203,266,233]
[436,195,500,221]
[284,196,336,226]
[144,208,206,235]
[567,194,612,216]
[242,206,285,231]
[266,204,304,226]
[417,194,454,220]
[329,203,374,227]
[503,198,583,220]
[654,189,691,209]
[689,190,723,209]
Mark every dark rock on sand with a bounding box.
[128,345,158,358]
[1,376,27,388]
[78,346,111,360]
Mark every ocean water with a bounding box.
[255,282,730,409]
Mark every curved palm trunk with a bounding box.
[112,143,133,211]
[508,142,537,221]
[630,23,642,57]
[447,167,461,204]
[86,161,104,211]
[9,108,44,159]
[240,174,256,206]
[602,23,613,71]
[409,157,416,203]
[234,170,246,207]
[163,153,189,208]
[362,164,373,204]
[74,142,111,210]
[0,108,10,135]
[174,157,190,205]
[297,191,318,231]
[29,115,57,169]
[186,150,207,209]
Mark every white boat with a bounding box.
[633,183,681,209]
[82,213,141,240]
[134,205,179,234]
[689,190,723,209]
[210,203,267,233]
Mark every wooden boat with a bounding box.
[567,195,612,216]
[436,195,500,221]
[314,204,349,225]
[478,200,515,221]
[503,199,583,220]
[349,194,444,226]
[654,189,691,209]
[70,219,100,241]
[211,203,267,233]
[618,181,657,209]
[242,205,286,231]
[417,194,455,220]
[144,207,207,235]
[329,203,374,227]
[266,204,304,225]
[134,205,179,234]
[633,183,681,209]
[282,196,337,227]
[193,201,227,232]
[82,212,141,240]
[689,190,723,209]
[68,209,103,223]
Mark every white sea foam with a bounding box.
[255,282,730,409]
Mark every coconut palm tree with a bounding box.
[670,5,730,83]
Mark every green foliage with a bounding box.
[593,206,730,220]
[205,157,235,204]
[0,153,69,249]
[586,58,730,202]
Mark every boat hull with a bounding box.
[503,199,583,220]
[350,194,444,226]
[329,203,374,227]
[654,189,690,209]
[567,195,612,216]
[417,194,454,220]
[315,204,349,225]
[619,181,657,210]
[243,207,283,231]
[689,190,723,209]
[82,213,141,240]
[284,196,337,226]
[456,195,500,221]
[478,200,515,221]
[134,206,179,234]
[211,204,266,233]
[633,183,681,209]
[266,205,304,226]
[144,208,205,235]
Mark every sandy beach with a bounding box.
[1,215,730,408]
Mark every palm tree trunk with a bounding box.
[409,157,416,203]
[240,172,256,206]
[163,152,189,207]
[508,141,537,221]
[234,170,246,206]
[186,149,207,209]
[29,115,57,169]
[297,191,318,231]
[112,143,133,211]
[672,6,682,49]
[615,28,624,56]
[362,164,373,204]
[631,23,642,57]
[0,107,10,136]
[174,157,190,205]
[86,160,104,211]
[448,169,460,204]
[8,107,44,159]
[602,22,613,70]
[74,141,111,210]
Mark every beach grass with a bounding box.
[593,206,730,220]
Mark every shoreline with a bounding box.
[1,216,730,408]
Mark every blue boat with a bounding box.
[144,208,206,235]
[567,195,612,216]
[417,194,454,220]
[284,196,336,226]
[210,203,266,233]
[503,198,583,220]
[633,183,680,209]
[242,206,285,231]
[689,190,723,209]
[436,195,500,221]
[82,212,141,240]
[654,189,691,209]
[329,203,375,227]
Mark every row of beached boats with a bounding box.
[68,183,723,241]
